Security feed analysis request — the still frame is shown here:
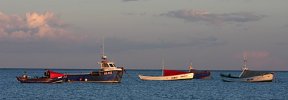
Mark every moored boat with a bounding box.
[188,64,211,79]
[65,55,124,83]
[16,70,65,83]
[65,42,124,83]
[220,69,274,82]
[138,72,194,81]
[138,65,194,81]
[220,56,274,82]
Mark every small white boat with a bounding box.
[138,73,194,81]
[220,55,274,82]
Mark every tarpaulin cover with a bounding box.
[163,69,189,76]
[48,70,64,78]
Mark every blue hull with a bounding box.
[65,70,123,83]
[194,72,211,79]
[190,70,211,79]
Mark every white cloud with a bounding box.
[0,11,77,41]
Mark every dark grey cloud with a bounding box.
[160,9,265,23]
[104,36,226,52]
[123,12,147,16]
[284,24,288,28]
[122,0,140,2]
[0,39,94,54]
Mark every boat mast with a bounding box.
[243,54,248,70]
[189,62,193,70]
[162,58,165,76]
[239,54,248,77]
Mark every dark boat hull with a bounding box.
[65,70,123,83]
[190,70,211,79]
[16,77,64,83]
[220,73,274,82]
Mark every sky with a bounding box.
[0,0,287,70]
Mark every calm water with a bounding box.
[0,69,288,100]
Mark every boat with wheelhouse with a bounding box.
[65,55,124,83]
[220,56,274,82]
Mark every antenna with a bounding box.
[102,36,105,57]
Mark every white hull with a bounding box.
[222,73,274,82]
[138,73,194,81]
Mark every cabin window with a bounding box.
[109,64,114,67]
[102,63,109,67]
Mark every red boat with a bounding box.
[16,70,65,83]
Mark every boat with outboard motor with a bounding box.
[16,70,65,83]
[220,56,274,82]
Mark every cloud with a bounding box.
[123,12,147,16]
[0,11,77,41]
[243,51,270,59]
[235,51,270,59]
[160,9,265,24]
[284,24,288,28]
[122,0,140,2]
[234,51,272,68]
[104,36,225,52]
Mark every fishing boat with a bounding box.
[138,69,194,81]
[65,55,124,83]
[16,70,65,83]
[138,60,194,81]
[220,56,274,82]
[139,74,194,81]
[188,64,211,79]
[65,41,124,83]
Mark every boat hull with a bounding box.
[220,73,274,82]
[65,70,123,83]
[138,73,194,81]
[16,77,64,83]
[190,70,211,79]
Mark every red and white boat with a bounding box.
[138,59,194,81]
[138,69,194,81]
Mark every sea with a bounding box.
[0,68,287,100]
